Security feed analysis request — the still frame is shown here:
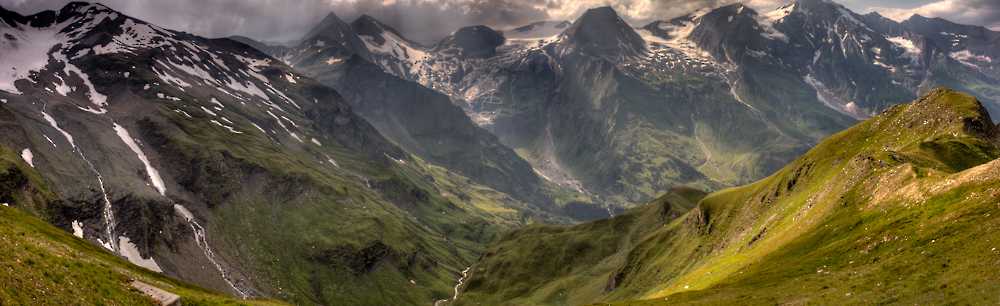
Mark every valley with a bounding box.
[1,0,999,305]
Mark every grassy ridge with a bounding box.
[456,187,705,306]
[459,88,1000,305]
[0,206,286,305]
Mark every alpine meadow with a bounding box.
[2,0,1000,305]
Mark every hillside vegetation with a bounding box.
[0,146,284,305]
[457,88,1000,305]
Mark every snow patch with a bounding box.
[152,65,192,88]
[41,111,76,149]
[325,57,345,65]
[210,97,224,108]
[200,106,218,116]
[0,21,64,94]
[360,32,429,71]
[93,19,174,55]
[646,10,717,63]
[210,120,243,134]
[156,93,181,101]
[804,74,865,119]
[118,235,163,272]
[72,220,84,238]
[289,132,304,143]
[53,75,72,96]
[113,123,166,195]
[887,36,921,64]
[20,148,34,167]
[173,109,192,118]
[764,3,794,21]
[754,13,789,42]
[43,135,56,147]
[52,52,108,113]
[950,50,992,67]
[251,122,268,135]
[326,155,340,167]
[386,153,407,165]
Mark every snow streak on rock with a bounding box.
[42,108,118,252]
[113,123,166,195]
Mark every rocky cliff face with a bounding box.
[244,13,575,215]
[0,3,533,305]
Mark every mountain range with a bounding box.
[0,3,549,305]
[1,0,999,305]
[240,0,1000,210]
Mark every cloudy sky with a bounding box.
[2,0,998,44]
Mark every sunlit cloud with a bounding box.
[2,0,997,44]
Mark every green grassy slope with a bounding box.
[458,88,1000,305]
[147,106,515,305]
[455,187,706,306]
[0,146,283,305]
[0,206,287,305]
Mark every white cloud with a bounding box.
[3,0,995,45]
[867,0,1000,30]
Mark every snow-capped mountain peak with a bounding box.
[351,15,429,68]
[0,3,409,296]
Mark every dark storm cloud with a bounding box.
[0,0,553,44]
[2,0,999,45]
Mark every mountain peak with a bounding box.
[793,0,838,7]
[790,0,849,14]
[298,11,371,59]
[351,14,387,34]
[873,88,996,140]
[1,1,117,27]
[580,6,618,20]
[437,25,505,58]
[355,14,377,22]
[913,88,994,127]
[559,6,645,60]
[302,12,351,41]
[350,14,418,47]
[907,13,930,21]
